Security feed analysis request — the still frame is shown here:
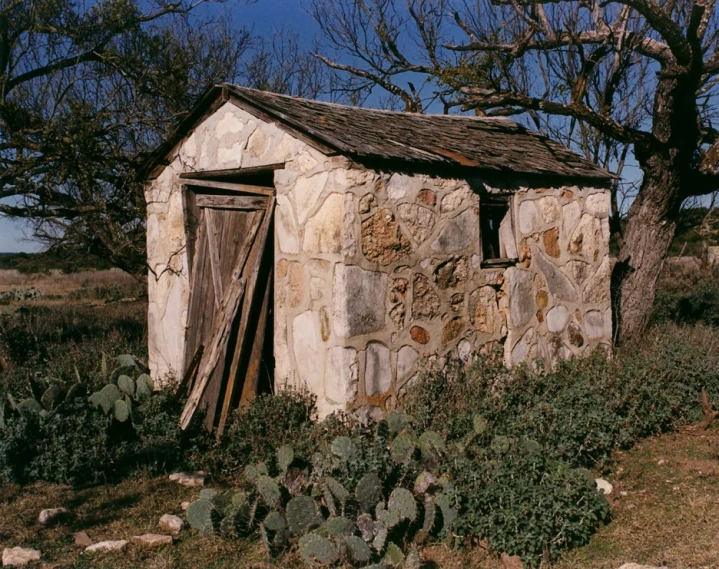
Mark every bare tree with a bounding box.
[311,0,719,342]
[0,0,331,275]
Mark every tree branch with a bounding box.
[460,88,652,144]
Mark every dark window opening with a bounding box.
[480,194,517,266]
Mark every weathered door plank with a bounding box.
[196,194,268,209]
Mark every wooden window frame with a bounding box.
[479,193,518,268]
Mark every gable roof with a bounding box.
[141,84,613,184]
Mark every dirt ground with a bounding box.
[1,427,718,568]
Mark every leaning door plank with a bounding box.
[216,197,275,436]
[204,208,223,310]
[179,210,265,430]
[239,274,272,405]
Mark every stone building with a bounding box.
[143,85,614,423]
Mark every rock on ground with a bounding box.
[159,514,184,534]
[85,540,128,553]
[595,477,613,495]
[38,507,69,525]
[73,532,93,547]
[168,471,206,487]
[131,534,173,547]
[181,501,190,511]
[2,547,41,567]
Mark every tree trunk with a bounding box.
[613,156,683,342]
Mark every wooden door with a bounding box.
[179,183,275,434]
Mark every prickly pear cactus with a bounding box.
[331,436,358,462]
[113,399,130,422]
[316,516,355,537]
[187,498,217,534]
[117,375,135,398]
[421,501,436,535]
[244,462,268,483]
[135,374,153,399]
[344,535,372,563]
[355,473,383,512]
[324,477,350,506]
[256,475,282,509]
[383,542,404,566]
[387,488,417,523]
[286,496,323,535]
[298,534,339,566]
[40,382,65,411]
[385,411,411,436]
[435,492,457,531]
[276,445,294,474]
[390,431,416,463]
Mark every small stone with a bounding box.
[361,208,411,265]
[657,459,667,466]
[501,552,524,569]
[410,325,430,345]
[397,203,436,245]
[131,534,173,548]
[542,227,560,258]
[397,345,419,379]
[74,532,93,547]
[547,306,569,332]
[358,193,376,214]
[417,189,436,206]
[38,507,69,525]
[365,342,392,396]
[536,290,548,309]
[518,200,540,234]
[595,478,613,495]
[159,514,184,535]
[168,471,205,487]
[85,540,128,553]
[2,547,41,567]
[442,318,465,345]
[620,491,628,497]
[412,274,441,320]
[181,501,190,511]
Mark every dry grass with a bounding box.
[3,427,719,568]
[0,268,141,299]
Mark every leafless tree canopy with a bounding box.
[0,0,330,274]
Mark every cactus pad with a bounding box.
[113,399,130,422]
[491,434,511,454]
[135,374,153,399]
[286,496,323,535]
[276,445,294,473]
[390,431,416,463]
[40,382,65,410]
[256,475,282,509]
[325,477,350,505]
[17,398,43,415]
[387,488,417,523]
[117,375,135,398]
[421,501,436,534]
[345,535,372,563]
[385,411,410,436]
[186,498,217,534]
[244,462,268,483]
[263,510,286,532]
[199,488,218,501]
[116,354,137,368]
[372,524,388,551]
[317,516,355,537]
[298,533,339,566]
[355,473,383,512]
[435,492,457,531]
[383,542,405,566]
[331,436,359,462]
[357,513,375,542]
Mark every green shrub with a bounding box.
[653,267,719,326]
[451,438,610,566]
[208,389,318,476]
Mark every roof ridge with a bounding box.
[222,84,519,126]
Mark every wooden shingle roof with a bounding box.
[142,84,613,183]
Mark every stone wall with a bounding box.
[146,100,612,418]
[505,187,612,366]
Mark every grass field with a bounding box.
[1,267,718,568]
